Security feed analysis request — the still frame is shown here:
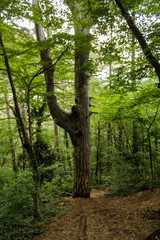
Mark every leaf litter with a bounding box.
[33,188,160,240]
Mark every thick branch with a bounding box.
[28,46,70,86]
[32,0,73,134]
[114,0,160,82]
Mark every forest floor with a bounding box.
[33,188,160,240]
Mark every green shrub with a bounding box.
[0,166,15,188]
[0,171,41,240]
[107,157,144,195]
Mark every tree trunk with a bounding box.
[154,128,158,179]
[26,145,41,221]
[64,130,72,168]
[147,130,154,179]
[71,45,91,196]
[0,32,41,221]
[72,135,91,197]
[95,122,101,185]
[118,123,123,152]
[107,123,112,146]
[114,0,160,83]
[133,120,139,170]
[54,123,62,161]
[131,23,139,170]
[5,94,18,174]
[70,16,91,196]
[32,0,92,198]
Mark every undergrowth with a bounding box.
[0,166,73,240]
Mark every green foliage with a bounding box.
[0,1,160,238]
[107,158,160,196]
[91,76,160,195]
[40,166,73,201]
[107,156,143,195]
[39,167,73,219]
[0,166,15,187]
[33,138,56,182]
[0,171,42,240]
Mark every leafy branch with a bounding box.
[28,44,71,86]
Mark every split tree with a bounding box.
[32,0,92,197]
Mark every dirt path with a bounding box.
[33,188,160,240]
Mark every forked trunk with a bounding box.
[32,0,92,198]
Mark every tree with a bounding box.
[5,94,18,174]
[0,31,41,220]
[114,0,160,83]
[32,0,91,197]
[1,0,159,202]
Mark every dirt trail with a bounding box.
[33,188,160,240]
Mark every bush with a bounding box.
[33,138,56,183]
[0,166,15,188]
[40,167,73,202]
[0,171,41,240]
[107,157,144,195]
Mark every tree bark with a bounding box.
[114,0,160,83]
[72,134,91,197]
[71,6,91,197]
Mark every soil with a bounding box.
[33,188,160,240]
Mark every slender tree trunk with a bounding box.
[114,0,160,83]
[5,94,18,174]
[26,145,41,221]
[0,32,41,221]
[154,129,158,178]
[118,123,122,152]
[64,130,72,168]
[113,128,118,149]
[95,122,101,184]
[107,26,113,148]
[27,87,32,144]
[132,121,139,169]
[147,130,154,179]
[54,123,62,161]
[107,122,112,146]
[131,20,139,169]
